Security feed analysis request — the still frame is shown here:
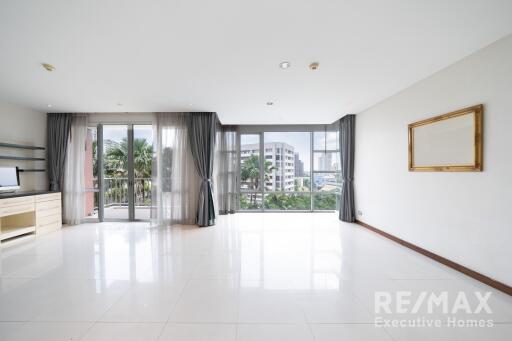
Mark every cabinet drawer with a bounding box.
[0,203,35,217]
[0,196,35,208]
[36,193,61,203]
[36,206,61,219]
[36,199,61,212]
[36,214,62,228]
[36,221,61,236]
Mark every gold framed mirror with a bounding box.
[408,104,483,172]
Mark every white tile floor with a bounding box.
[0,213,510,340]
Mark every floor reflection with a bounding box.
[1,213,510,340]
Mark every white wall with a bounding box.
[0,101,47,191]
[354,34,512,285]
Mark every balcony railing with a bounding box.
[104,177,152,207]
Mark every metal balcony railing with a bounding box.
[103,177,152,207]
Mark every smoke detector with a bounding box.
[279,61,291,69]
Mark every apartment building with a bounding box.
[241,142,295,191]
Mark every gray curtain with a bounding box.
[186,112,218,227]
[215,125,239,214]
[339,114,356,222]
[47,113,72,192]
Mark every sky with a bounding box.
[101,125,153,144]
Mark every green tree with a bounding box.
[313,193,338,210]
[92,139,98,177]
[104,139,128,177]
[264,193,310,210]
[240,155,274,208]
[104,138,153,205]
[303,178,310,190]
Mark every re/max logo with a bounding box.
[374,291,492,314]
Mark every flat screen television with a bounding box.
[0,167,20,193]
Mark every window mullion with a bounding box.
[310,131,313,212]
[259,132,264,212]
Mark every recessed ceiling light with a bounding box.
[266,101,274,106]
[309,62,319,70]
[279,61,291,69]
[47,104,52,108]
[41,63,55,72]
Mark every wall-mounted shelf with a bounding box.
[0,142,47,181]
[0,156,45,161]
[18,169,46,173]
[0,143,45,150]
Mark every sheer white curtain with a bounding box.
[151,113,200,226]
[63,114,88,225]
[214,125,239,214]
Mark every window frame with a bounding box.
[238,124,340,212]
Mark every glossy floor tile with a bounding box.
[311,324,394,341]
[237,323,314,341]
[159,323,236,341]
[0,213,510,340]
[100,281,186,322]
[0,322,92,341]
[80,323,164,341]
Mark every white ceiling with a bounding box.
[0,0,511,124]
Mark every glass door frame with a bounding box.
[96,123,151,222]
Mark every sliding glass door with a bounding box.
[103,125,130,220]
[93,124,153,221]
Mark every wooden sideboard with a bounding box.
[0,191,62,242]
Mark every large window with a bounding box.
[312,131,340,210]
[239,128,340,211]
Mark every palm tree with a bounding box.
[104,139,128,177]
[104,138,153,205]
[240,154,274,206]
[132,138,153,203]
